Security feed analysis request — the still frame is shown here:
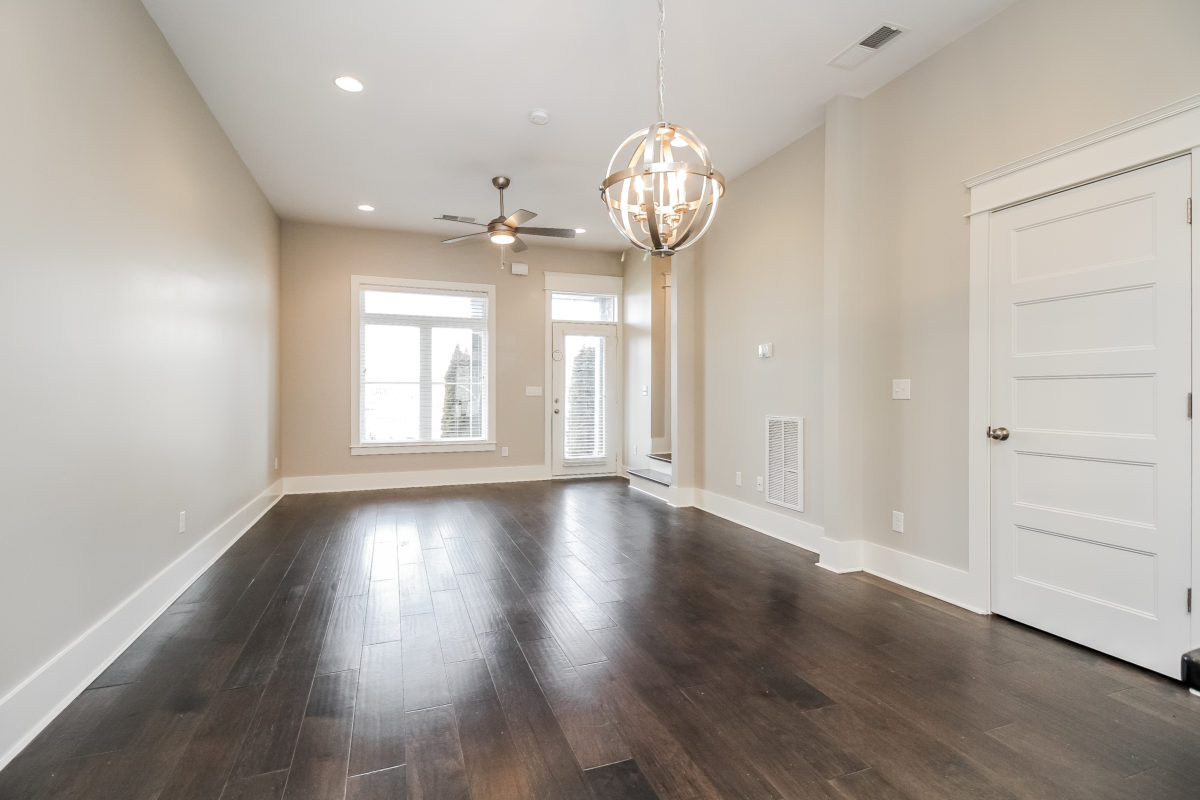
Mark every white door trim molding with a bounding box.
[966,95,1200,646]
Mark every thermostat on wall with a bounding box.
[510,262,529,276]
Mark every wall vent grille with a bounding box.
[859,25,903,50]
[766,416,804,512]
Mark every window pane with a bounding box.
[364,289,483,319]
[432,327,484,440]
[551,292,616,322]
[363,324,419,382]
[564,334,606,459]
[362,383,420,442]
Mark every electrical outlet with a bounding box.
[274,456,279,470]
[501,446,509,457]
[755,476,764,492]
[892,510,905,533]
[735,471,742,487]
[178,511,187,534]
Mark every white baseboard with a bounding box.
[695,490,823,553]
[626,472,697,508]
[816,536,865,573]
[283,464,552,494]
[861,542,985,614]
[0,480,284,771]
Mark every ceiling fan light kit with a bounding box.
[436,175,578,254]
[601,0,724,257]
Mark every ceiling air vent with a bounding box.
[829,23,907,70]
[859,24,903,50]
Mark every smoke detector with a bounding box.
[829,23,907,70]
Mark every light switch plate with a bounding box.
[892,379,911,400]
[525,385,543,396]
[757,343,774,358]
[892,510,905,533]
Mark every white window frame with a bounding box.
[350,275,497,455]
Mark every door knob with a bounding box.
[554,409,560,414]
[987,426,1009,441]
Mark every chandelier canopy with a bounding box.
[600,0,724,257]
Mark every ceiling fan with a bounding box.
[436,176,577,253]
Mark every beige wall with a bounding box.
[0,0,279,700]
[280,222,621,478]
[694,129,825,524]
[850,0,1200,568]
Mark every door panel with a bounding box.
[989,156,1191,677]
[552,323,617,476]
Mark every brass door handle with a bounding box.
[987,426,1009,441]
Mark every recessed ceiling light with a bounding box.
[575,228,586,234]
[357,204,375,212]
[334,75,364,93]
[528,108,550,126]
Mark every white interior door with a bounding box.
[552,322,618,476]
[989,156,1192,677]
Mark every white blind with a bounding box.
[563,334,606,460]
[359,287,489,444]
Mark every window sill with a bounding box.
[351,441,497,456]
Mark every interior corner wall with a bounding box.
[279,222,622,482]
[692,129,825,526]
[844,0,1200,569]
[0,0,280,761]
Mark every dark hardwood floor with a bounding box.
[4,477,1200,799]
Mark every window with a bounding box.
[551,291,618,322]
[351,276,495,454]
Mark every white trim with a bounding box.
[816,537,864,574]
[350,275,497,452]
[543,271,624,295]
[861,543,986,614]
[282,464,551,494]
[966,92,1200,633]
[351,441,495,456]
[966,92,1200,215]
[695,489,822,553]
[0,480,284,771]
[1192,147,1200,653]
[626,472,695,508]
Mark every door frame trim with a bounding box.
[966,93,1200,652]
[542,272,624,476]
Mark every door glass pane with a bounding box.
[552,293,616,322]
[564,334,606,460]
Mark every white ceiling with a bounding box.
[143,0,1014,252]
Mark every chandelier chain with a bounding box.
[657,0,666,120]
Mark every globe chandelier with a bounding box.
[601,0,724,257]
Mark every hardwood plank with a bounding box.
[404,706,470,800]
[423,547,458,592]
[349,641,406,777]
[401,613,451,711]
[220,770,288,800]
[363,578,402,645]
[316,593,367,675]
[157,685,264,800]
[346,765,406,800]
[432,589,483,663]
[583,759,661,800]
[397,562,434,616]
[281,668,357,800]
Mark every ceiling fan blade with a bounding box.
[515,226,577,239]
[504,209,537,227]
[436,214,480,224]
[442,232,488,244]
[510,236,528,253]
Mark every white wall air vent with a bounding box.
[828,23,907,70]
[765,416,804,512]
